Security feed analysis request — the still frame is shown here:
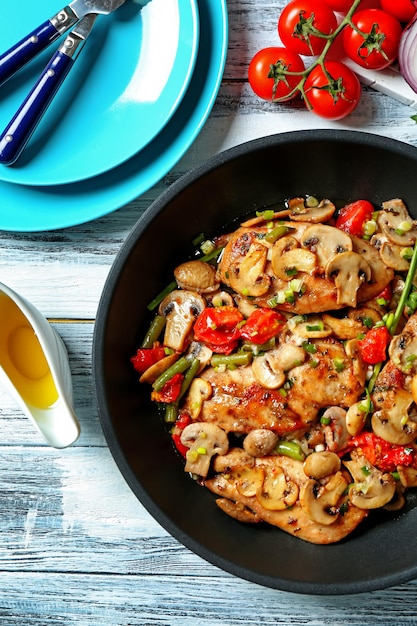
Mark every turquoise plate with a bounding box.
[0,0,227,232]
[0,0,199,185]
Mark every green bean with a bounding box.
[276,440,305,462]
[141,315,166,348]
[152,357,192,391]
[178,358,200,400]
[147,280,177,311]
[211,351,252,369]
[164,403,178,423]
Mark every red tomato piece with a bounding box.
[303,60,361,120]
[342,9,402,70]
[343,431,416,472]
[335,199,374,236]
[248,47,305,101]
[380,0,416,24]
[131,346,166,374]
[172,413,192,457]
[278,0,337,56]
[152,373,184,403]
[357,326,391,364]
[240,308,286,344]
[193,306,244,353]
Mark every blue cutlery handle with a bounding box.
[0,51,73,165]
[0,20,61,87]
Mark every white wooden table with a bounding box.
[2,1,417,623]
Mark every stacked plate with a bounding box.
[0,0,228,231]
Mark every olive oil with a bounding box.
[0,292,58,408]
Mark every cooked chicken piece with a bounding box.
[205,452,367,544]
[182,338,364,437]
[217,223,393,314]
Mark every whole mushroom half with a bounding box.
[159,290,205,352]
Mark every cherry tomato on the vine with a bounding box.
[248,47,305,101]
[320,0,353,12]
[342,9,402,70]
[278,0,337,56]
[379,0,416,24]
[303,60,361,120]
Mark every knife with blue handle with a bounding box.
[0,15,97,166]
[0,0,128,87]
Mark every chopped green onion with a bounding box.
[197,447,207,455]
[305,195,319,207]
[276,440,305,462]
[200,239,215,255]
[289,279,304,293]
[401,247,414,260]
[376,297,389,307]
[362,317,374,329]
[192,233,205,247]
[320,416,331,425]
[267,292,286,307]
[361,465,371,476]
[164,404,178,423]
[363,220,377,238]
[285,267,298,277]
[309,359,319,368]
[199,246,224,263]
[306,322,324,332]
[302,341,317,354]
[333,358,345,373]
[265,225,291,243]
[256,209,275,220]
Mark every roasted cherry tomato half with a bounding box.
[152,373,184,403]
[248,47,305,101]
[240,308,286,344]
[303,60,361,120]
[131,346,166,374]
[193,306,244,353]
[342,9,402,70]
[342,431,416,473]
[357,326,391,364]
[278,0,337,56]
[335,199,374,236]
[380,0,416,24]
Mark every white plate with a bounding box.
[0,0,199,185]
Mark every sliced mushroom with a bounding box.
[389,320,417,376]
[180,423,229,477]
[215,497,261,523]
[303,451,341,479]
[378,239,411,272]
[210,291,235,307]
[234,466,265,496]
[322,307,381,340]
[139,352,179,384]
[325,251,372,307]
[243,429,279,457]
[174,260,220,293]
[252,353,285,389]
[273,342,306,371]
[159,290,205,352]
[371,389,417,445]
[397,464,417,488]
[212,447,255,474]
[228,240,271,297]
[186,378,213,419]
[344,452,396,510]
[346,401,367,436]
[185,341,213,372]
[300,471,348,525]
[271,237,317,282]
[301,224,352,269]
[344,338,367,387]
[321,406,350,452]
[377,198,417,246]
[256,467,299,511]
[288,197,336,223]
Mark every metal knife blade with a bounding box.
[68,0,128,19]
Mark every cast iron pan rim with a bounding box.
[93,129,417,595]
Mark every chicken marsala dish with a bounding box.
[131,196,417,545]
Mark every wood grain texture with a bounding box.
[1,0,417,622]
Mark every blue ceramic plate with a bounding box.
[0,0,227,232]
[0,0,199,186]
